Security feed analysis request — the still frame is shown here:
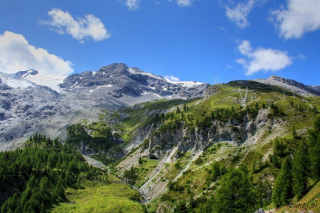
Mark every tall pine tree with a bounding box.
[309,116,320,180]
[292,141,309,199]
[213,165,256,213]
[272,156,293,207]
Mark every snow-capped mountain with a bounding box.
[14,69,66,92]
[0,72,36,89]
[0,63,209,145]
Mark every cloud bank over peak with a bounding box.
[0,31,73,76]
[40,8,110,43]
[236,40,292,76]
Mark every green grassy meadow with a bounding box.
[51,174,144,213]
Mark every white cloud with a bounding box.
[176,0,195,7]
[236,40,292,76]
[218,26,227,31]
[0,31,73,76]
[165,75,180,81]
[238,40,252,55]
[225,0,256,29]
[297,54,306,59]
[40,8,110,43]
[126,0,140,10]
[167,0,195,7]
[271,0,320,39]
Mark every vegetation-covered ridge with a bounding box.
[111,81,320,212]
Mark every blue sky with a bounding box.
[0,0,319,85]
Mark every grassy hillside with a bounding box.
[52,174,145,213]
[111,81,320,212]
[117,98,198,142]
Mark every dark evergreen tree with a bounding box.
[211,111,215,120]
[183,103,187,111]
[138,157,143,164]
[309,116,320,180]
[212,166,256,213]
[292,141,309,199]
[173,200,188,213]
[210,161,220,181]
[255,177,272,207]
[272,156,293,207]
[77,176,81,189]
[250,159,256,174]
[292,125,298,138]
[176,106,181,114]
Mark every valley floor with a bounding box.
[51,174,144,213]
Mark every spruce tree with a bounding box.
[292,125,298,138]
[256,177,272,207]
[27,175,36,188]
[292,141,309,199]
[176,106,181,114]
[139,157,143,164]
[173,200,188,213]
[77,176,81,189]
[250,159,256,174]
[211,111,215,120]
[310,141,320,179]
[210,161,220,181]
[272,156,293,207]
[309,116,320,179]
[213,166,256,213]
[220,164,226,175]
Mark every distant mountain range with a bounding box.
[0,63,209,146]
[0,63,319,147]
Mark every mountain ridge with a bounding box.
[0,63,209,145]
[1,64,319,147]
[255,75,320,97]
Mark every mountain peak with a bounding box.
[255,75,320,97]
[14,69,38,78]
[0,72,36,89]
[98,63,129,76]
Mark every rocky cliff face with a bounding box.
[117,109,286,201]
[146,109,282,160]
[0,63,209,147]
[255,75,320,97]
